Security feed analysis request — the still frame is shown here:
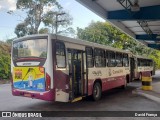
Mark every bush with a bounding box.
[0,41,11,80]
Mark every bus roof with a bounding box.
[13,34,131,54]
[52,34,131,54]
[13,34,48,42]
[134,55,152,60]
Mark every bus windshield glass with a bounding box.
[13,38,47,61]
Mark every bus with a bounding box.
[131,55,155,80]
[11,34,152,102]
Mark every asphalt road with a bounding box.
[1,71,160,120]
[1,82,160,111]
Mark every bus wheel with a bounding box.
[92,82,102,101]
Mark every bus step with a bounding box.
[71,97,83,102]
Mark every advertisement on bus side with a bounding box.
[13,67,45,92]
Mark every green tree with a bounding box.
[39,28,50,34]
[43,11,73,34]
[77,21,137,50]
[15,22,28,37]
[6,38,14,45]
[77,21,160,69]
[0,54,10,79]
[77,22,112,45]
[14,0,73,37]
[0,41,11,79]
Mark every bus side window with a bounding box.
[95,48,106,67]
[56,42,66,68]
[108,51,116,67]
[144,59,147,66]
[147,60,150,66]
[137,58,140,66]
[150,60,153,66]
[146,59,148,66]
[123,54,129,67]
[141,59,144,66]
[116,52,123,67]
[106,51,108,66]
[86,47,94,68]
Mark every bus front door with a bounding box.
[68,49,87,102]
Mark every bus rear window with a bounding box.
[13,38,47,61]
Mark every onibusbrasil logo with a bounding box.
[1,112,42,118]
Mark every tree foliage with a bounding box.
[43,11,73,34]
[15,22,28,37]
[14,0,73,37]
[77,21,137,49]
[77,21,160,69]
[39,27,50,34]
[0,41,11,79]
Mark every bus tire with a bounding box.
[92,82,102,101]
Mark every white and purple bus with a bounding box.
[11,34,149,102]
[133,55,155,80]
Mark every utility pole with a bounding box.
[55,12,66,34]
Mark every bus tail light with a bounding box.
[46,73,51,91]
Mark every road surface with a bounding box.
[1,71,160,119]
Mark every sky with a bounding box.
[0,0,105,41]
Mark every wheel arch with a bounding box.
[93,79,102,88]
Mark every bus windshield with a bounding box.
[13,38,47,61]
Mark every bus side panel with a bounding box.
[52,40,70,102]
[88,80,94,96]
[87,75,126,96]
[53,70,70,102]
[137,66,153,79]
[141,71,151,77]
[103,75,125,91]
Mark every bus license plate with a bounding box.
[24,93,31,97]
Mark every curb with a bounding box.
[132,89,160,103]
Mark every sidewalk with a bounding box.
[133,74,160,103]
